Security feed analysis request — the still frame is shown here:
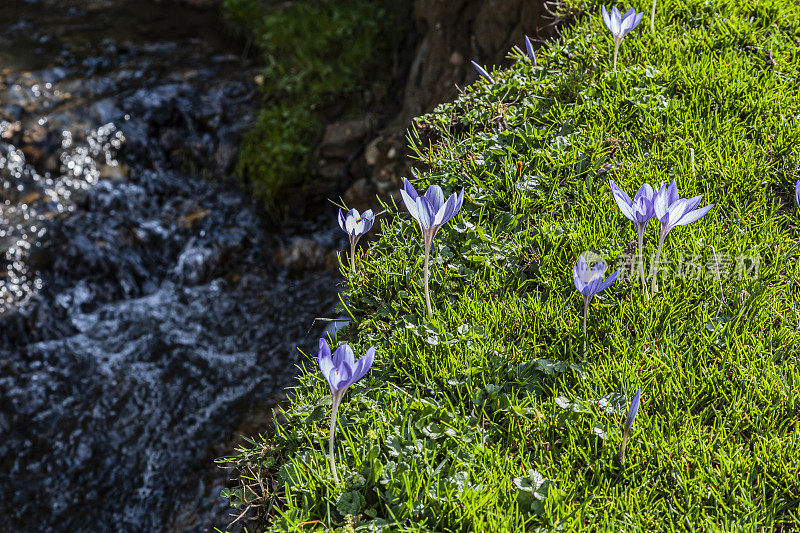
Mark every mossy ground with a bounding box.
[219,0,800,530]
[223,0,405,218]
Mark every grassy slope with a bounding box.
[220,0,800,530]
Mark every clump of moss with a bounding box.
[224,0,406,217]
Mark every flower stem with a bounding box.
[650,0,657,34]
[423,236,433,317]
[613,40,621,72]
[328,394,342,484]
[650,229,667,294]
[637,225,649,299]
[616,430,630,465]
[349,240,356,274]
[582,296,589,355]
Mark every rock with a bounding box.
[318,160,343,181]
[173,245,216,285]
[364,136,382,167]
[326,250,342,271]
[275,239,328,272]
[399,0,557,121]
[319,117,374,159]
[343,178,378,209]
[373,164,405,194]
[363,134,410,195]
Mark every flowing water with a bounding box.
[0,1,340,530]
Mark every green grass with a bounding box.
[218,0,800,529]
[224,0,404,217]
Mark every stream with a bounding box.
[0,1,340,530]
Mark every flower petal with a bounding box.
[401,189,420,222]
[633,196,654,223]
[403,178,419,200]
[598,268,620,292]
[573,267,585,293]
[573,258,587,292]
[471,60,494,83]
[330,363,353,392]
[666,179,679,205]
[424,185,445,212]
[454,188,465,214]
[434,193,456,226]
[318,338,334,389]
[332,343,355,369]
[318,338,331,365]
[602,5,613,33]
[654,188,669,222]
[351,346,375,384]
[665,197,691,226]
[619,9,637,34]
[795,181,800,209]
[624,388,641,434]
[416,196,436,229]
[585,262,607,295]
[682,194,703,214]
[345,209,360,234]
[634,183,654,202]
[631,11,644,31]
[361,209,375,234]
[525,35,536,64]
[674,203,713,226]
[611,6,622,34]
[609,179,635,221]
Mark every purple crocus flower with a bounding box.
[338,208,374,273]
[617,387,641,465]
[318,338,375,484]
[524,35,537,65]
[470,60,494,84]
[650,180,714,293]
[795,180,800,209]
[609,180,655,294]
[573,253,620,348]
[401,178,464,316]
[601,6,644,71]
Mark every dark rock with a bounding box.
[319,117,375,159]
[275,238,329,272]
[400,0,557,121]
[343,177,379,209]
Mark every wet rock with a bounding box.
[275,238,329,271]
[173,244,217,285]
